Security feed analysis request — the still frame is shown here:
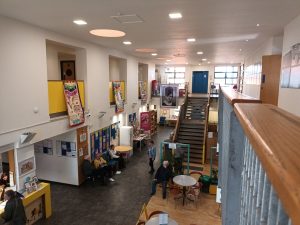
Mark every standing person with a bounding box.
[151,161,172,199]
[148,140,156,174]
[1,190,26,225]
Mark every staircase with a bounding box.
[174,94,209,169]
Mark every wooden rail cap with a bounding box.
[234,103,300,225]
[221,86,261,105]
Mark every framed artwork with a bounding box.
[138,81,147,104]
[112,81,125,113]
[281,43,300,89]
[60,60,76,80]
[19,157,35,177]
[160,84,179,108]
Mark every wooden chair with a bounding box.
[148,210,167,220]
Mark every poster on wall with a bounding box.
[140,112,151,131]
[63,81,85,126]
[151,80,160,96]
[138,81,147,104]
[19,157,35,176]
[112,81,125,113]
[110,122,120,147]
[281,43,300,89]
[160,84,179,108]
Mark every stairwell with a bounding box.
[174,95,209,169]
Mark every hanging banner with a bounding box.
[138,81,147,105]
[112,81,125,113]
[63,80,85,127]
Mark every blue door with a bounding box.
[192,71,209,93]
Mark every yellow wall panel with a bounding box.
[48,81,85,115]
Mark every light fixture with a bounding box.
[198,63,202,66]
[73,20,87,25]
[187,38,196,42]
[20,132,36,144]
[185,62,189,65]
[164,63,168,65]
[239,49,242,51]
[90,29,126,37]
[246,39,249,42]
[202,58,207,61]
[169,12,182,19]
[151,53,158,56]
[166,59,171,62]
[256,23,260,27]
[135,48,156,53]
[208,62,211,64]
[123,41,132,45]
[197,51,203,55]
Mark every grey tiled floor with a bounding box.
[36,126,173,225]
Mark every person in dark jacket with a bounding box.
[151,161,172,199]
[2,190,26,225]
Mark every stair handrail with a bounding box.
[234,104,300,225]
[202,102,210,164]
[172,84,189,142]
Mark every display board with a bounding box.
[63,80,85,126]
[90,126,111,160]
[281,43,300,88]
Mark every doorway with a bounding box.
[192,71,209,93]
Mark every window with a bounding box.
[214,66,238,86]
[165,67,186,88]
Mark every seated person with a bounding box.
[109,144,125,171]
[0,172,10,201]
[93,153,115,182]
[151,161,172,199]
[82,155,96,181]
[102,150,118,174]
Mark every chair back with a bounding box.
[148,210,167,220]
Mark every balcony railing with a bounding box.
[218,87,300,225]
[48,80,85,118]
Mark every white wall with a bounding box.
[243,36,283,98]
[278,14,300,116]
[35,131,78,185]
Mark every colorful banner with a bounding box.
[138,81,147,104]
[140,112,151,131]
[112,81,125,113]
[63,80,85,127]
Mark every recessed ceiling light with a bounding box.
[208,62,211,64]
[90,29,125,37]
[151,53,158,56]
[197,51,203,55]
[166,59,171,62]
[123,41,132,45]
[198,63,202,66]
[239,49,242,51]
[164,63,168,65]
[185,62,189,65]
[73,20,87,25]
[256,23,260,27]
[202,58,207,61]
[187,38,196,42]
[246,39,249,42]
[169,13,182,19]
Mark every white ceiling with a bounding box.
[1,0,300,65]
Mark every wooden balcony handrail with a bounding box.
[221,86,261,105]
[234,103,300,225]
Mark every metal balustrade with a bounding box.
[218,87,300,225]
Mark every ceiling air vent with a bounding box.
[111,14,144,24]
[173,53,186,57]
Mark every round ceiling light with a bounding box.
[89,29,126,37]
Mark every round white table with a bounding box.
[173,175,197,205]
[146,216,178,225]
